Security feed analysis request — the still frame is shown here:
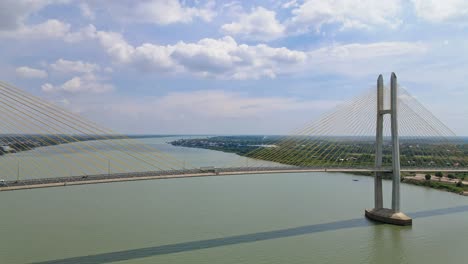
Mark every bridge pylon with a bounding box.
[365,73,412,226]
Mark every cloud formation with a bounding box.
[79,2,95,20]
[221,7,285,41]
[42,73,114,94]
[411,0,468,23]
[89,28,426,79]
[307,42,428,76]
[0,0,466,134]
[16,66,48,79]
[50,59,100,74]
[89,30,307,79]
[132,0,215,25]
[82,0,216,25]
[288,0,403,32]
[0,19,71,39]
[0,0,68,30]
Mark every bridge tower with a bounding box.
[365,73,412,226]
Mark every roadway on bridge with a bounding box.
[2,167,467,192]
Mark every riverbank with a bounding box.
[402,175,467,195]
[349,171,468,196]
[0,134,170,157]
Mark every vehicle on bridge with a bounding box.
[200,166,219,174]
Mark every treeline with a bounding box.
[171,136,468,168]
[0,134,169,156]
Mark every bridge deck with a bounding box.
[1,167,467,192]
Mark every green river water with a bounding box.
[0,137,467,264]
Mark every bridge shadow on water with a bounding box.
[33,205,468,264]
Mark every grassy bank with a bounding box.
[402,178,465,194]
[354,172,467,195]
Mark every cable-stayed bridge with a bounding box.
[0,73,466,225]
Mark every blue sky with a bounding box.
[0,0,467,135]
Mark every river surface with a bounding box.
[0,137,468,264]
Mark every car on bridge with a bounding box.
[200,166,219,174]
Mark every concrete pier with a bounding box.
[365,208,412,226]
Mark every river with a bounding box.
[0,137,467,264]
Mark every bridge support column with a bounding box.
[365,73,412,226]
[390,73,401,213]
[374,74,384,209]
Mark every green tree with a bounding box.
[425,174,431,181]
[456,181,463,188]
[448,174,455,179]
[435,172,443,177]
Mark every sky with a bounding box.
[0,0,467,135]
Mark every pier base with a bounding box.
[365,208,412,226]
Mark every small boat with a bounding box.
[352,179,359,182]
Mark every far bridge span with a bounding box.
[1,166,467,192]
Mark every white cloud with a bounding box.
[61,77,82,92]
[0,19,71,39]
[79,2,95,20]
[4,21,431,82]
[91,31,306,79]
[50,59,100,74]
[307,42,428,76]
[0,14,97,42]
[41,83,55,92]
[0,0,69,30]
[42,73,114,94]
[170,36,307,79]
[62,24,98,42]
[103,0,216,25]
[309,42,428,61]
[221,7,285,41]
[80,26,429,80]
[21,21,428,81]
[0,0,75,40]
[94,30,135,63]
[411,0,468,22]
[15,66,48,78]
[289,0,403,32]
[282,0,299,9]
